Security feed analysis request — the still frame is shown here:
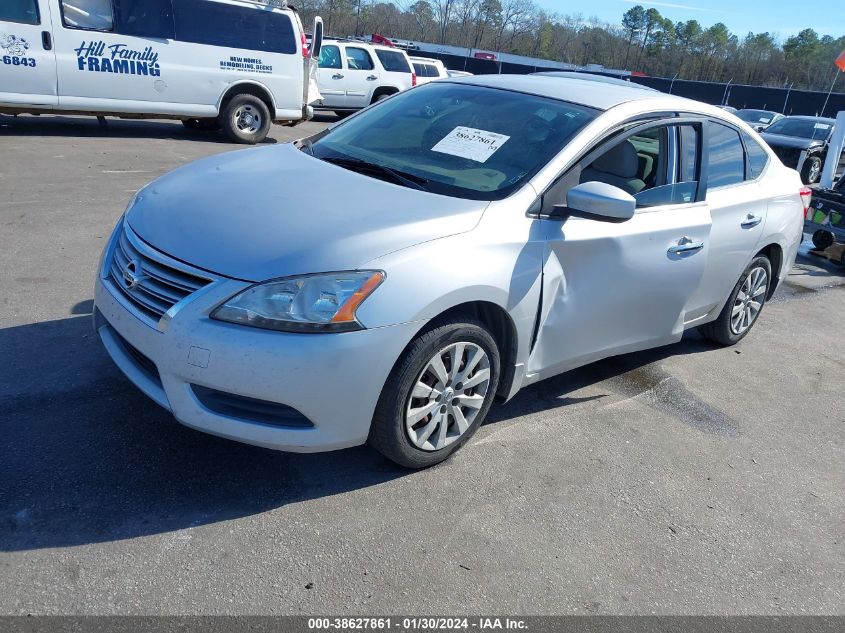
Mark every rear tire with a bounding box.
[699,256,772,346]
[812,229,835,251]
[368,318,500,469]
[220,94,271,144]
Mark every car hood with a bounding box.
[126,144,488,281]
[759,133,824,150]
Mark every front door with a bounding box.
[316,42,345,108]
[0,0,58,106]
[528,121,711,378]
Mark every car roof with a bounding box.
[444,74,690,111]
[323,38,408,54]
[409,56,442,63]
[532,71,658,91]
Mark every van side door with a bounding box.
[0,0,58,107]
[51,0,174,110]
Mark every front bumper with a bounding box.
[94,269,421,453]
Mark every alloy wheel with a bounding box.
[405,342,491,452]
[730,266,768,335]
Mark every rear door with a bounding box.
[0,0,58,106]
[529,121,711,377]
[683,122,767,322]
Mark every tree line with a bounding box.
[294,0,845,92]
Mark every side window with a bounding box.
[318,44,342,69]
[173,0,296,54]
[113,0,174,39]
[345,47,374,71]
[742,133,770,179]
[412,62,425,75]
[1,0,40,24]
[375,49,412,73]
[707,123,746,189]
[578,123,701,209]
[62,0,114,31]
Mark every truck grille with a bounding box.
[106,223,212,325]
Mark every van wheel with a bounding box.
[368,318,500,469]
[220,94,271,144]
[183,118,220,131]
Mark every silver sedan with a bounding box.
[94,75,806,468]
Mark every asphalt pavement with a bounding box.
[1,114,843,615]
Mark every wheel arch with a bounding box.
[218,81,277,119]
[370,86,400,103]
[756,242,784,299]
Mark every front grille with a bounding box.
[112,326,162,386]
[773,146,802,168]
[107,224,212,324]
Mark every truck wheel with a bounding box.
[220,94,271,144]
[812,229,834,251]
[183,118,220,131]
[800,155,822,184]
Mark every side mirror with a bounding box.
[310,17,324,60]
[554,181,636,222]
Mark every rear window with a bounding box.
[1,0,39,24]
[173,0,296,54]
[375,49,411,73]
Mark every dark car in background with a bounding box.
[736,109,784,132]
[761,115,835,184]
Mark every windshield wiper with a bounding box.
[321,156,429,191]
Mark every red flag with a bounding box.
[836,49,845,72]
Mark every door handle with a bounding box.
[41,31,52,51]
[366,75,378,80]
[332,73,344,79]
[741,213,763,228]
[668,236,704,255]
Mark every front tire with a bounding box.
[699,256,772,346]
[220,94,271,144]
[368,318,500,469]
[801,155,822,184]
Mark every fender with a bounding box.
[216,79,278,118]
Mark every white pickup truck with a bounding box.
[0,0,324,143]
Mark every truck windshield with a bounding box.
[309,82,597,200]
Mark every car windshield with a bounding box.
[737,110,777,125]
[765,118,833,140]
[308,82,597,200]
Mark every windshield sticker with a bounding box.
[814,123,831,130]
[759,117,771,123]
[431,126,510,163]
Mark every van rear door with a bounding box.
[0,0,58,107]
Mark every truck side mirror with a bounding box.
[310,17,324,60]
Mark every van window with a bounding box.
[318,44,342,69]
[1,0,40,25]
[113,0,174,39]
[62,0,114,31]
[375,49,411,73]
[173,0,296,55]
[707,123,746,189]
[345,47,374,71]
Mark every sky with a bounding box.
[539,0,845,40]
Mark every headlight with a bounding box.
[211,271,385,333]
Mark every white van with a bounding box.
[0,0,324,143]
[315,39,414,116]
